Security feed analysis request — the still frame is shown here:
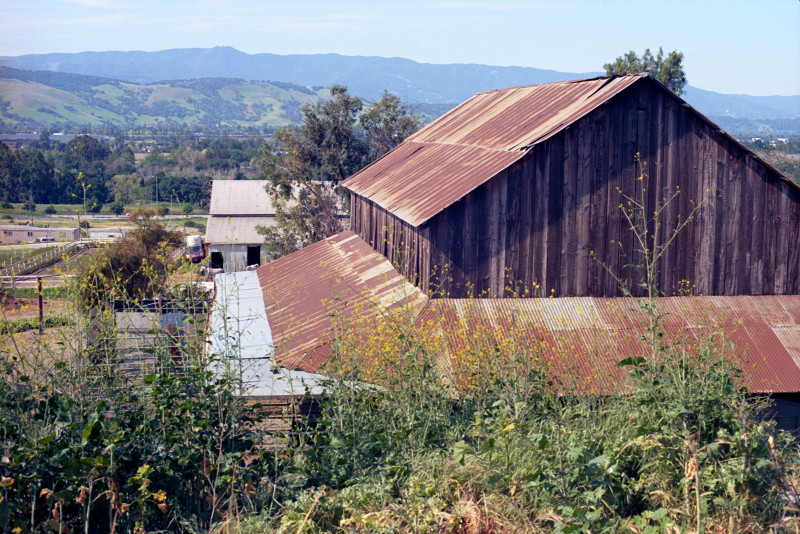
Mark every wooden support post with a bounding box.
[38,276,43,335]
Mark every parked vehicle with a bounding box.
[185,235,206,263]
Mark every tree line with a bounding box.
[0,135,264,212]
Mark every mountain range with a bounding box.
[1,46,798,133]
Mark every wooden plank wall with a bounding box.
[352,80,800,298]
[350,196,432,292]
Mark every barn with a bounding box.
[344,74,800,298]
[225,74,800,426]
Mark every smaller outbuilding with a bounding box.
[205,180,276,272]
[0,225,80,244]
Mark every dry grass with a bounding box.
[0,326,79,383]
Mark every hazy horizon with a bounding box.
[2,1,798,96]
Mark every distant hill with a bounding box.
[0,66,327,129]
[0,47,797,132]
[2,46,799,121]
[0,47,599,105]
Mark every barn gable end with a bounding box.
[345,75,800,298]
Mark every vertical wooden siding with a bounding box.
[350,196,432,291]
[352,80,800,298]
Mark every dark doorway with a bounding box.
[247,245,261,266]
[210,251,223,269]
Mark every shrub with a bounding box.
[88,198,103,213]
[110,200,125,215]
[76,214,183,309]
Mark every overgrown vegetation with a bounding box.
[1,160,798,533]
[75,208,183,309]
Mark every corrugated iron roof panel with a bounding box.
[343,75,646,227]
[209,180,276,215]
[408,75,644,151]
[342,141,525,227]
[257,231,425,373]
[420,296,800,394]
[208,271,326,397]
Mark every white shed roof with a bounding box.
[208,271,325,397]
[209,180,276,216]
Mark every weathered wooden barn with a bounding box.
[230,75,800,428]
[344,74,800,298]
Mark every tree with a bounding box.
[604,47,687,96]
[110,200,125,216]
[257,86,420,260]
[107,173,140,204]
[77,211,182,309]
[19,150,56,204]
[181,203,194,216]
[62,134,111,203]
[88,196,103,214]
[22,197,36,213]
[361,91,421,160]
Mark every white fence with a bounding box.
[0,242,84,277]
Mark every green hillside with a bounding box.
[0,66,327,130]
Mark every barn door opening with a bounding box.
[210,251,224,269]
[247,245,261,266]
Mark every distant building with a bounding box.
[89,227,137,240]
[205,180,276,272]
[0,225,79,244]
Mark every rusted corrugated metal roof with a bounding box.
[257,231,425,373]
[343,75,646,227]
[417,296,800,394]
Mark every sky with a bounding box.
[1,0,798,96]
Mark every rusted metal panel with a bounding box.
[257,231,425,373]
[420,296,800,394]
[343,141,525,227]
[343,75,645,227]
[408,76,644,151]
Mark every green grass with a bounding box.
[0,75,326,128]
[4,286,73,299]
[0,315,74,335]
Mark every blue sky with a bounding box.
[1,0,798,96]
